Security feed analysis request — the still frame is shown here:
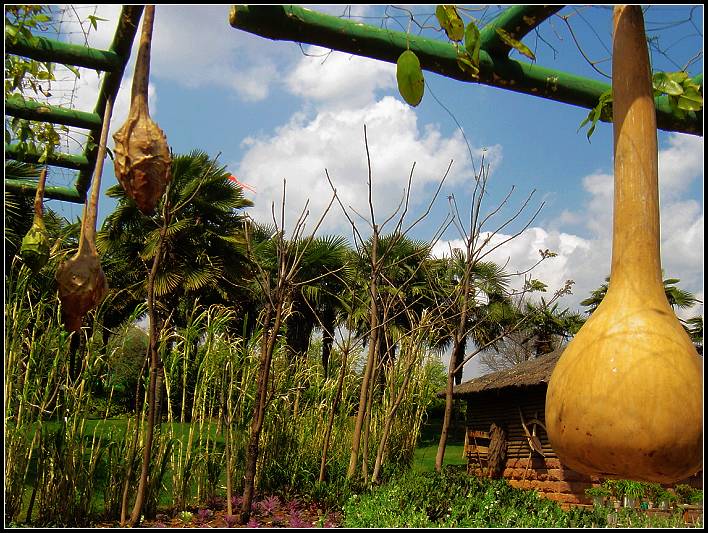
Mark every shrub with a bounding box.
[674,484,703,505]
[342,469,701,528]
[341,468,596,528]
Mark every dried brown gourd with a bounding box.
[56,234,108,333]
[112,5,171,215]
[20,166,50,273]
[56,97,115,333]
[545,6,702,483]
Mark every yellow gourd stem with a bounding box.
[609,5,664,301]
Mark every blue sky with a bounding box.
[37,5,703,376]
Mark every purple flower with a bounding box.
[247,518,261,528]
[197,508,213,521]
[288,514,312,528]
[223,514,239,528]
[256,495,281,515]
[287,499,301,514]
[231,495,243,509]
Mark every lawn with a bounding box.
[412,414,467,472]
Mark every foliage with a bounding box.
[5,5,65,161]
[585,485,612,499]
[343,468,697,528]
[674,484,703,505]
[106,324,149,411]
[579,71,703,140]
[97,149,254,331]
[342,467,592,528]
[396,50,425,107]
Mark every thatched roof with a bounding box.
[448,349,564,398]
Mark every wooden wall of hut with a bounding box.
[464,385,702,506]
[466,385,555,460]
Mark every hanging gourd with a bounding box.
[19,166,50,273]
[113,5,171,215]
[56,98,115,333]
[545,6,702,483]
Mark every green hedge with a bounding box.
[342,467,694,528]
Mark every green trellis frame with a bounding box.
[5,5,145,203]
[5,5,702,205]
[228,5,702,136]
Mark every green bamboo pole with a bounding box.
[5,95,102,130]
[5,179,83,202]
[4,6,144,203]
[478,5,563,55]
[229,5,701,136]
[5,33,121,72]
[5,143,91,171]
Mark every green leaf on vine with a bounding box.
[495,27,536,61]
[578,90,612,141]
[456,54,479,78]
[396,50,425,107]
[436,5,464,42]
[677,85,702,111]
[464,20,481,66]
[652,72,684,96]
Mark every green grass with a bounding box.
[412,414,467,472]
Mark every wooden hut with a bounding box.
[449,349,702,506]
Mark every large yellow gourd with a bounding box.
[545,6,702,483]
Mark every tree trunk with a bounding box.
[321,308,335,378]
[239,302,283,524]
[347,228,380,480]
[127,243,165,526]
[127,178,170,527]
[319,343,349,482]
[453,336,467,385]
[435,357,456,472]
[436,252,473,471]
[371,368,412,483]
[360,359,379,482]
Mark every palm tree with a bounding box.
[284,234,353,374]
[97,149,254,333]
[522,299,584,356]
[683,316,703,348]
[351,232,434,375]
[427,252,514,384]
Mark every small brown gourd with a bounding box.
[56,97,115,333]
[545,6,702,483]
[113,4,171,215]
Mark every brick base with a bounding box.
[468,456,702,507]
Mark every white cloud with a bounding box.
[431,134,703,318]
[236,96,496,235]
[433,228,601,313]
[516,134,703,315]
[147,5,296,102]
[658,133,704,199]
[53,5,294,103]
[286,46,396,110]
